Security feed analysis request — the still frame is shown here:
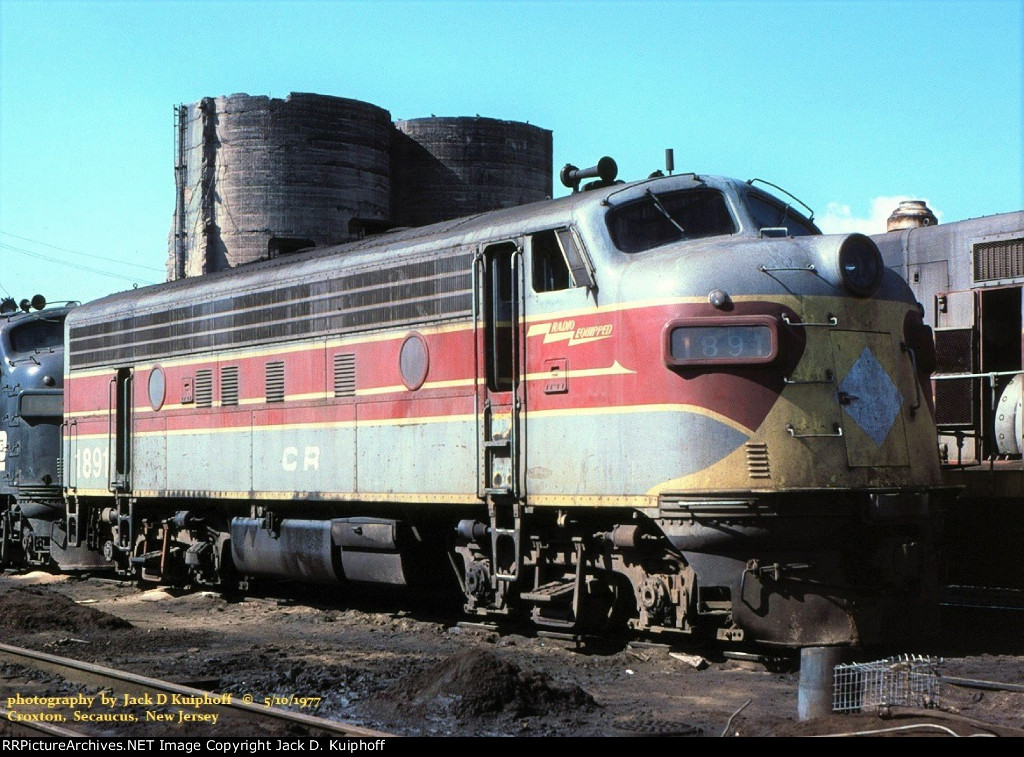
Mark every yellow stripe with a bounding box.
[520,294,808,324]
[71,293,906,383]
[526,494,656,507]
[359,377,479,396]
[67,361,631,418]
[69,413,479,439]
[519,292,919,325]
[71,488,653,508]
[70,403,750,438]
[523,360,634,381]
[69,323,477,380]
[69,296,745,379]
[119,490,482,504]
[527,403,755,436]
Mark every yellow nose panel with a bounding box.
[830,330,909,467]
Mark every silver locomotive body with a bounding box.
[56,167,950,649]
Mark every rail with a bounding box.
[0,642,395,738]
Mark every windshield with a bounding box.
[606,188,737,253]
[745,191,820,236]
[8,317,64,354]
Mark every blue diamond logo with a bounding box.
[837,348,904,447]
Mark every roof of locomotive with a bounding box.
[0,301,77,365]
[66,171,811,324]
[873,208,1024,265]
[1,300,78,334]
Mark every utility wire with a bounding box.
[0,230,164,274]
[0,241,159,285]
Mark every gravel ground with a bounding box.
[2,571,1024,738]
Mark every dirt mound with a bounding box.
[0,586,132,632]
[385,648,597,718]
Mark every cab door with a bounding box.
[110,367,132,491]
[475,241,525,583]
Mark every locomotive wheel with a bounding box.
[586,571,634,634]
[160,542,191,588]
[216,540,243,596]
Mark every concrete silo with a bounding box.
[390,116,552,227]
[169,92,392,280]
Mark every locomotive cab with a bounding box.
[486,168,950,647]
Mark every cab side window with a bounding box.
[532,230,571,292]
[746,193,820,237]
[530,228,593,292]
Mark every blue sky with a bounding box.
[1,0,1021,304]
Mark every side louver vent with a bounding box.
[195,369,213,408]
[220,366,239,406]
[334,353,356,397]
[266,361,285,403]
[745,442,771,479]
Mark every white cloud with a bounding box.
[817,196,943,235]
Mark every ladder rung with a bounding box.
[521,580,575,604]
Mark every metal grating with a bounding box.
[934,328,974,374]
[974,237,1024,282]
[220,366,239,406]
[745,442,770,478]
[934,377,974,426]
[833,655,942,713]
[194,369,213,408]
[266,361,285,403]
[16,485,62,499]
[334,353,356,397]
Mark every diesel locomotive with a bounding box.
[873,208,1024,597]
[0,296,95,569]
[4,160,954,650]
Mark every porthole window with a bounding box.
[399,333,429,391]
[148,366,166,410]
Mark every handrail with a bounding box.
[932,369,1024,381]
[931,369,1024,467]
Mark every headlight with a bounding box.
[838,233,883,297]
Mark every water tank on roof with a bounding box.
[169,92,392,279]
[390,116,552,227]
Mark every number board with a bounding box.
[665,316,778,366]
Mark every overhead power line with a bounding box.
[0,230,165,274]
[0,241,160,285]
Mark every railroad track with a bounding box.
[0,642,395,738]
[940,585,1024,611]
